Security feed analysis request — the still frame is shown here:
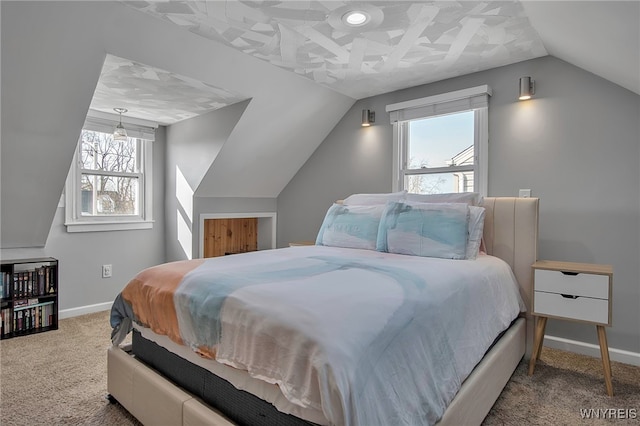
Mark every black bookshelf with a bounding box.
[1,257,58,339]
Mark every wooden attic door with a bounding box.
[203,218,258,258]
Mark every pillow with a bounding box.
[406,193,486,257]
[315,203,385,250]
[466,206,486,260]
[405,192,482,206]
[342,190,407,206]
[376,202,469,259]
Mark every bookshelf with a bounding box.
[1,257,58,339]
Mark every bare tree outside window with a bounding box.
[406,156,448,194]
[79,130,140,216]
[406,174,448,194]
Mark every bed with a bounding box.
[108,196,539,426]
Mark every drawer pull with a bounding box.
[561,293,579,299]
[561,271,579,276]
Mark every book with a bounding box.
[46,267,54,293]
[38,267,45,296]
[26,272,31,297]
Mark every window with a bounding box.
[387,85,491,195]
[65,115,155,232]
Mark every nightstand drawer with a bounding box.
[534,269,609,299]
[534,291,609,324]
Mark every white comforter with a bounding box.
[166,246,525,425]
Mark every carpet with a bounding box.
[0,311,138,426]
[1,311,638,425]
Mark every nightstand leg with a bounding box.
[535,317,546,360]
[596,325,614,397]
[528,316,547,376]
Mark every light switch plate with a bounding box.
[102,264,112,278]
[519,189,531,198]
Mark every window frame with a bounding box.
[388,85,490,196]
[65,124,154,233]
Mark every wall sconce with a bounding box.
[362,109,375,127]
[518,77,535,101]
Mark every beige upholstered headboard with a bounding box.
[481,197,539,313]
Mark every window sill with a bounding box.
[65,220,154,233]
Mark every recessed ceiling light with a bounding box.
[328,5,383,32]
[343,11,369,26]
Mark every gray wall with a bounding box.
[164,101,277,262]
[1,0,353,250]
[1,1,112,248]
[277,56,640,353]
[165,101,250,261]
[276,96,394,247]
[0,127,167,312]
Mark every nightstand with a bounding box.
[528,260,614,396]
[288,241,315,247]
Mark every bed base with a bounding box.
[107,318,525,426]
[128,329,316,426]
[108,343,234,426]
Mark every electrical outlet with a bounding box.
[102,264,112,278]
[519,189,532,198]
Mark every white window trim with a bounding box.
[64,134,154,233]
[388,85,490,196]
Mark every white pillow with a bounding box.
[374,201,485,260]
[315,203,385,250]
[342,190,407,206]
[376,202,469,259]
[466,206,486,260]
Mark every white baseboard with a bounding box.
[59,301,112,320]
[544,334,640,367]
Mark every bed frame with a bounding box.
[107,197,539,426]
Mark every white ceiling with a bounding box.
[121,0,548,99]
[90,54,247,124]
[97,0,639,124]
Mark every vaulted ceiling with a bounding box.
[2,1,638,249]
[121,0,548,100]
[90,54,246,125]
[94,0,638,126]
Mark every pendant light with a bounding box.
[113,108,128,141]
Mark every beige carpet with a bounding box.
[1,311,638,425]
[0,311,139,426]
